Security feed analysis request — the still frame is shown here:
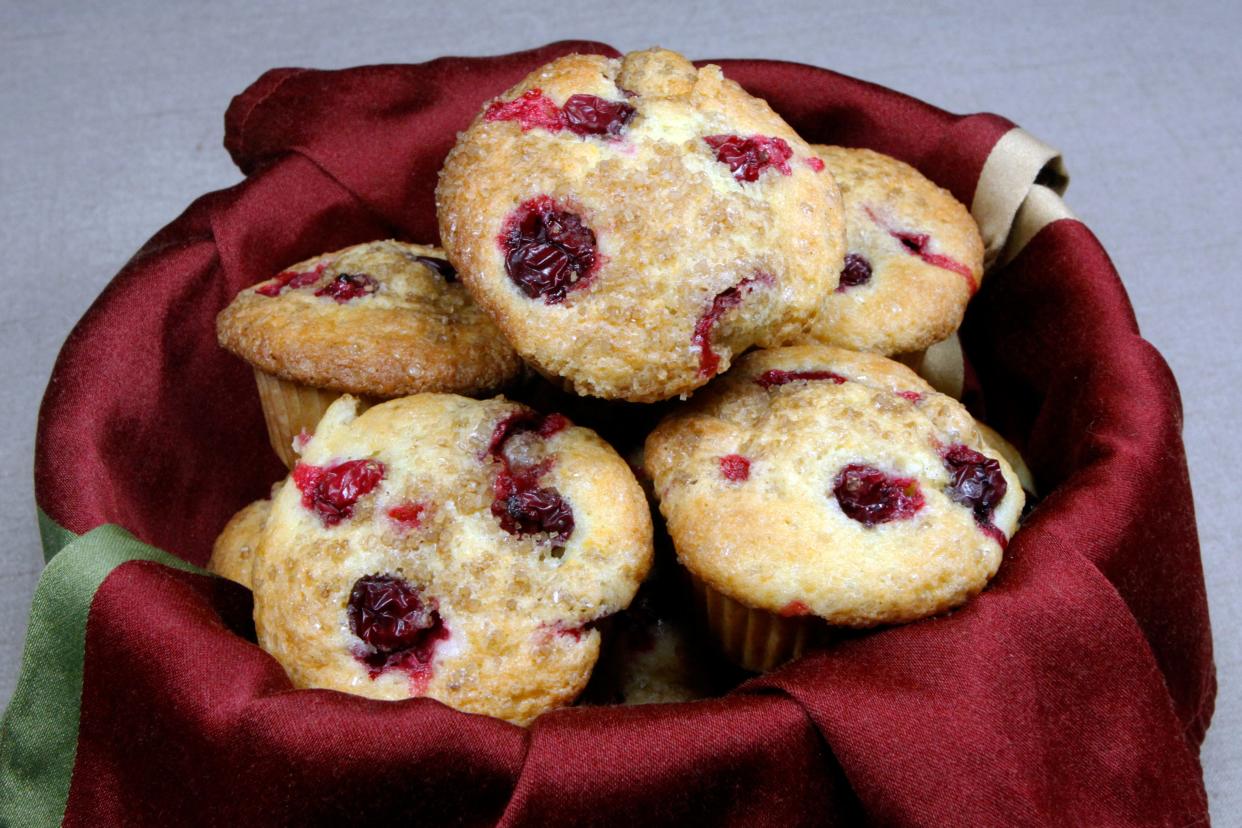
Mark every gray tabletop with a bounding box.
[3,0,1238,820]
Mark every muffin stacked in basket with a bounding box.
[213,47,1027,722]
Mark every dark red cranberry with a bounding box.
[536,412,570,438]
[836,253,873,291]
[719,454,750,481]
[348,575,448,676]
[255,261,328,297]
[754,369,847,389]
[491,476,575,541]
[486,410,576,542]
[414,256,457,282]
[942,444,1008,525]
[780,600,812,617]
[692,274,771,377]
[562,94,635,137]
[484,88,565,132]
[292,459,385,526]
[804,156,826,172]
[897,231,927,254]
[485,410,567,458]
[501,197,598,303]
[386,501,426,530]
[897,390,924,403]
[704,134,794,182]
[315,272,378,303]
[486,409,542,457]
[832,463,924,526]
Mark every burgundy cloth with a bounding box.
[35,42,1212,825]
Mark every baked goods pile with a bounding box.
[212,48,1029,723]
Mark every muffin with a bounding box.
[207,482,281,590]
[437,47,844,402]
[217,240,524,467]
[251,393,653,725]
[804,146,985,356]
[644,345,1024,671]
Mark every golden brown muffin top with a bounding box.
[437,48,845,402]
[252,393,653,725]
[645,346,1023,627]
[804,146,984,356]
[217,240,523,398]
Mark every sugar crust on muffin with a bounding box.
[437,48,845,402]
[804,146,984,355]
[252,393,653,725]
[217,240,523,398]
[644,346,1023,627]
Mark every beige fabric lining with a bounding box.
[897,335,965,400]
[971,128,1068,269]
[907,128,1073,398]
[999,184,1077,265]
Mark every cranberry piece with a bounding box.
[255,261,328,297]
[864,206,977,291]
[485,410,567,458]
[501,197,598,303]
[315,272,378,303]
[486,409,543,457]
[562,94,636,137]
[942,444,1008,526]
[292,459,385,526]
[836,253,873,291]
[348,575,448,676]
[546,621,586,641]
[832,463,924,526]
[804,156,826,172]
[897,231,927,254]
[387,501,426,530]
[491,476,575,541]
[414,255,457,282]
[780,600,812,617]
[704,134,794,182]
[692,274,771,377]
[719,454,751,481]
[484,88,565,132]
[486,410,575,542]
[897,390,924,403]
[755,369,847,389]
[919,248,977,291]
[535,412,570,438]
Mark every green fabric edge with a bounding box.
[0,522,207,826]
[37,508,78,563]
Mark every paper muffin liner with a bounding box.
[689,574,815,673]
[252,370,371,468]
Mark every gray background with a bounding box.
[2,0,1238,819]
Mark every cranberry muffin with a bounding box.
[804,146,985,356]
[207,482,282,590]
[217,241,524,467]
[644,346,1023,671]
[437,47,845,402]
[252,393,652,725]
